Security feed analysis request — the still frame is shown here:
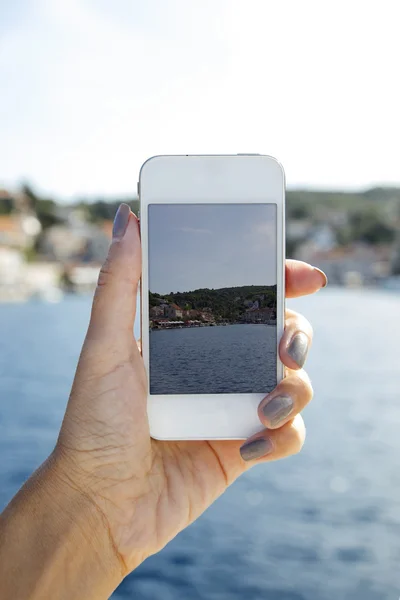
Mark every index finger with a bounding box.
[286,260,327,298]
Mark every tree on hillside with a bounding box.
[349,208,396,245]
[21,184,60,229]
[0,193,13,214]
[84,199,140,222]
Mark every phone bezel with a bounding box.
[139,154,285,440]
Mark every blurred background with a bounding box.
[1,1,399,599]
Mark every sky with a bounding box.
[148,204,276,293]
[1,0,400,200]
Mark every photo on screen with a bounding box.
[148,203,277,395]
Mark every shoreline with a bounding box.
[150,321,277,330]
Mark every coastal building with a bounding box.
[199,311,214,323]
[0,214,41,249]
[68,265,102,292]
[24,262,62,293]
[286,219,313,243]
[243,307,275,323]
[243,299,260,310]
[0,247,25,301]
[0,247,62,302]
[40,222,109,263]
[296,242,392,285]
[309,224,337,251]
[184,309,201,319]
[150,305,165,318]
[165,303,183,319]
[181,308,215,322]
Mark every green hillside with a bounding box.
[149,285,276,322]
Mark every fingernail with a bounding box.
[287,332,309,368]
[314,267,328,288]
[240,437,273,462]
[261,394,294,427]
[112,203,131,241]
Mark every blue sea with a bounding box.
[1,289,399,600]
[150,323,277,395]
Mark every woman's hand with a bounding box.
[55,205,325,569]
[0,204,327,599]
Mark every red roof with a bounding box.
[0,216,20,232]
[101,220,113,239]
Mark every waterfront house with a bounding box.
[40,221,109,263]
[165,303,183,319]
[150,305,165,318]
[199,311,215,323]
[184,309,199,319]
[243,307,275,323]
[0,214,41,249]
[296,242,392,285]
[182,308,215,322]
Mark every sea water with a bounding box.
[0,289,399,600]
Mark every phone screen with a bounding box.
[148,203,277,395]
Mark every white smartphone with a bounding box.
[139,155,285,440]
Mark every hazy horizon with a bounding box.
[2,182,399,206]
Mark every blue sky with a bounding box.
[148,204,276,293]
[1,1,400,200]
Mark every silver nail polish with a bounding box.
[287,332,309,368]
[112,203,131,240]
[262,395,294,427]
[240,437,273,461]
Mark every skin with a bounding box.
[0,207,326,599]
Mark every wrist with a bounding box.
[43,452,126,590]
[0,452,125,600]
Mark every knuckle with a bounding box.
[270,417,306,459]
[97,259,114,287]
[277,372,313,406]
[294,371,313,403]
[293,416,306,453]
[97,256,139,291]
[287,416,306,455]
[292,430,305,454]
[284,308,299,326]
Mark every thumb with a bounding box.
[87,204,141,343]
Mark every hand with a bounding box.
[50,205,326,583]
[0,204,326,598]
